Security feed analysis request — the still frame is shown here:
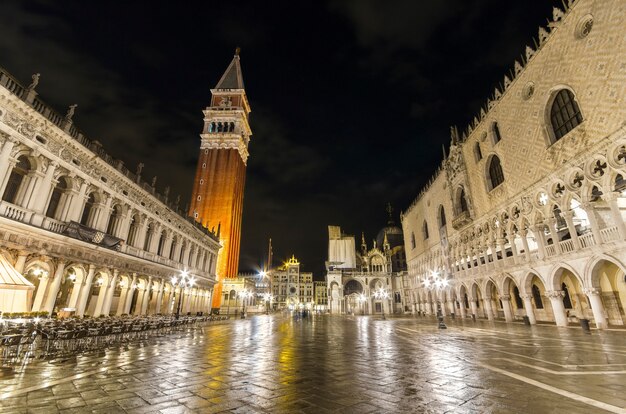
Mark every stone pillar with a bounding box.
[546,290,568,327]
[43,260,66,314]
[94,194,112,231]
[561,211,582,250]
[117,278,130,315]
[605,194,626,241]
[154,279,165,314]
[67,273,82,309]
[140,276,153,315]
[124,274,137,314]
[518,229,532,261]
[136,220,148,251]
[581,202,603,247]
[67,180,89,222]
[500,295,513,322]
[458,300,466,318]
[13,251,29,273]
[31,272,50,312]
[496,238,507,263]
[92,277,109,317]
[469,297,478,318]
[76,265,96,316]
[520,294,536,324]
[545,218,561,255]
[483,297,494,320]
[101,270,119,316]
[584,288,608,329]
[29,161,58,213]
[532,224,547,260]
[0,137,17,196]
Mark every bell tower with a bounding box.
[189,49,252,312]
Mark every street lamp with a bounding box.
[262,292,272,315]
[373,287,390,320]
[238,290,253,319]
[358,293,366,315]
[171,270,195,319]
[421,270,449,329]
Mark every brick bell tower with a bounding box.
[189,49,251,312]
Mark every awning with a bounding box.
[0,253,35,290]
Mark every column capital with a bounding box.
[519,294,532,300]
[499,294,511,301]
[545,290,564,299]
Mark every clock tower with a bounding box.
[189,49,252,312]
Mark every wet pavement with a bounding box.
[1,313,626,413]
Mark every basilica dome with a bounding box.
[376,224,403,250]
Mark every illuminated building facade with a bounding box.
[401,0,626,328]
[271,256,314,310]
[0,66,219,316]
[189,50,252,312]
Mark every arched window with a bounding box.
[474,142,482,162]
[459,188,468,213]
[45,177,68,218]
[2,155,31,204]
[491,122,502,144]
[157,231,167,256]
[553,205,566,231]
[229,122,235,132]
[438,205,446,228]
[532,284,544,309]
[487,155,505,190]
[513,286,523,309]
[143,223,154,251]
[615,174,626,193]
[550,89,583,142]
[179,242,186,263]
[106,204,121,235]
[422,220,429,240]
[410,232,416,249]
[127,214,139,246]
[80,193,96,226]
[169,236,178,260]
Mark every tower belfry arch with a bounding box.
[189,49,252,311]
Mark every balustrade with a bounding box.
[600,226,619,243]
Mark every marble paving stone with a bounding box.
[1,315,626,413]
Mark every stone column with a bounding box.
[67,273,82,309]
[13,251,29,273]
[43,260,66,314]
[483,297,494,320]
[532,224,547,260]
[545,218,561,255]
[584,288,608,329]
[500,295,513,322]
[469,297,478,318]
[546,290,568,327]
[458,300,467,318]
[101,270,119,316]
[0,137,17,196]
[140,276,153,315]
[496,238,507,264]
[581,202,603,247]
[117,278,130,315]
[92,277,109,317]
[519,229,532,261]
[520,294,537,324]
[605,193,626,241]
[29,161,58,213]
[154,279,165,314]
[76,265,96,316]
[67,180,89,222]
[561,211,581,250]
[31,271,50,312]
[124,273,137,314]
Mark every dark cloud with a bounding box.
[1,0,560,277]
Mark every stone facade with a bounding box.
[271,256,314,310]
[0,65,220,316]
[401,0,626,328]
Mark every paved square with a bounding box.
[2,315,626,413]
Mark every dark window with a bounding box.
[550,89,583,141]
[513,286,523,308]
[80,193,96,226]
[438,205,446,228]
[492,122,502,143]
[474,142,482,162]
[45,178,67,218]
[423,221,429,240]
[459,188,468,213]
[2,156,30,204]
[532,284,543,309]
[169,237,178,260]
[144,223,153,251]
[488,155,505,190]
[410,232,416,249]
[562,283,573,309]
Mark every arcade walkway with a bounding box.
[1,314,625,413]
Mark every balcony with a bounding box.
[451,210,472,229]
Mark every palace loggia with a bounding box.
[400,0,626,328]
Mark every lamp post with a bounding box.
[358,293,366,315]
[421,270,449,329]
[373,287,390,320]
[238,290,252,319]
[171,270,195,319]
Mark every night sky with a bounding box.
[1,1,559,277]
